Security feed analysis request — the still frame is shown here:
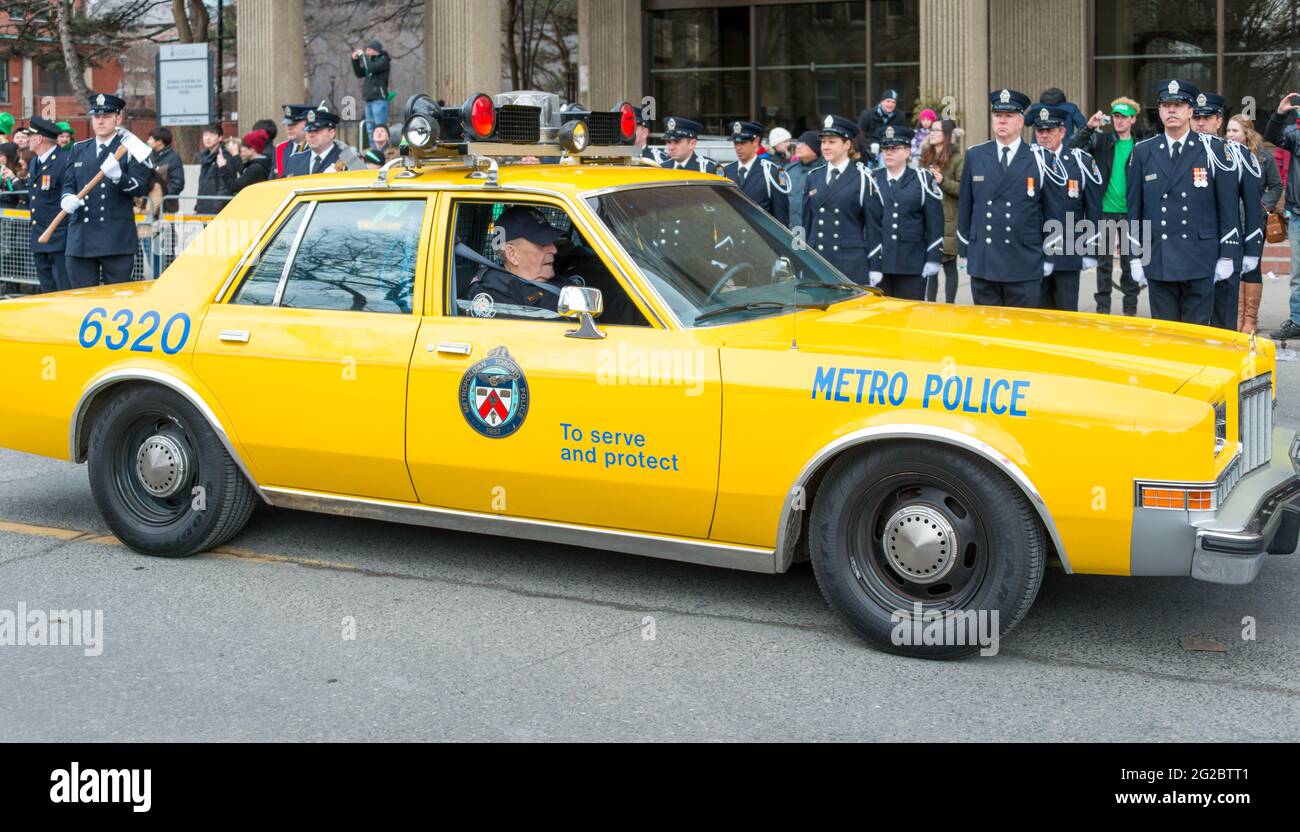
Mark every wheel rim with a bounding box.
[846,472,991,611]
[111,411,198,527]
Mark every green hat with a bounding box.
[0,112,13,135]
[56,121,73,136]
[1110,102,1138,117]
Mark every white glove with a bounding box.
[99,154,122,182]
[1214,258,1234,283]
[1243,256,1260,273]
[1081,257,1098,270]
[1130,261,1148,287]
[868,271,883,286]
[60,194,83,214]
[1042,261,1054,277]
[870,143,880,157]
[921,261,941,278]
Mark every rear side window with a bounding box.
[231,204,306,306]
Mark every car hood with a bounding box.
[714,296,1252,393]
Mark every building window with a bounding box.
[869,0,919,118]
[0,62,9,105]
[37,67,70,98]
[757,2,867,137]
[648,6,751,137]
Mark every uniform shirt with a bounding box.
[1038,146,1103,270]
[868,166,944,276]
[463,265,584,319]
[956,138,1048,282]
[58,135,150,258]
[283,143,341,178]
[724,155,790,225]
[27,143,73,253]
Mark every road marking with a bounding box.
[0,520,88,541]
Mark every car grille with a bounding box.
[1239,372,1273,474]
[1216,454,1241,508]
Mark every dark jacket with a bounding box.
[59,135,151,258]
[196,146,234,214]
[858,105,901,144]
[1069,122,1154,191]
[1265,111,1300,214]
[351,50,391,103]
[218,153,270,195]
[929,148,963,259]
[150,146,186,198]
[1255,143,1285,214]
[27,145,72,251]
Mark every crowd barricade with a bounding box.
[0,192,230,288]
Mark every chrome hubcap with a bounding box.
[883,505,957,583]
[135,434,188,498]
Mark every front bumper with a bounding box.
[1130,429,1300,584]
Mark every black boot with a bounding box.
[1268,319,1300,341]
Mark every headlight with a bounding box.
[404,115,434,148]
[559,119,588,153]
[1214,400,1227,455]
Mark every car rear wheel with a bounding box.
[86,385,257,557]
[808,442,1045,658]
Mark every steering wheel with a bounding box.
[704,261,755,302]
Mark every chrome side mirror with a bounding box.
[558,285,606,340]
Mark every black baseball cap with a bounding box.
[495,207,565,246]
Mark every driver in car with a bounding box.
[464,206,586,317]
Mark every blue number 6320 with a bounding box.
[77,308,191,355]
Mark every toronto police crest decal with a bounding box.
[459,346,529,438]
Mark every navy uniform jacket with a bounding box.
[463,266,583,316]
[957,141,1048,282]
[660,152,722,175]
[273,139,308,179]
[723,157,790,226]
[1038,147,1103,271]
[641,146,667,165]
[1226,139,1265,266]
[27,146,74,253]
[801,161,880,284]
[867,167,944,275]
[283,144,341,178]
[59,136,151,259]
[1125,133,1239,281]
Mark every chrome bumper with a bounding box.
[1130,429,1300,584]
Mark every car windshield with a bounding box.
[588,183,868,327]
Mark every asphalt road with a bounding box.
[1,282,1299,741]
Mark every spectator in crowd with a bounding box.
[196,123,234,215]
[1039,87,1087,143]
[784,130,821,228]
[371,123,392,156]
[0,141,27,207]
[13,125,30,153]
[146,126,186,204]
[362,148,385,169]
[1071,96,1152,316]
[218,129,273,195]
[911,108,936,163]
[56,122,74,148]
[252,118,279,149]
[858,88,902,168]
[920,118,963,303]
[351,39,392,144]
[1229,114,1283,334]
[767,127,793,164]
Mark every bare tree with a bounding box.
[504,0,577,97]
[54,1,91,103]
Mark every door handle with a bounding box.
[219,329,250,343]
[434,341,472,356]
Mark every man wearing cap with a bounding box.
[56,123,74,148]
[859,89,902,168]
[58,92,151,287]
[767,127,793,164]
[24,117,74,292]
[462,206,585,318]
[659,117,722,174]
[866,124,944,299]
[957,88,1050,308]
[1126,80,1240,325]
[801,114,879,284]
[724,120,790,225]
[284,106,343,177]
[1072,97,1151,315]
[273,104,311,179]
[351,40,391,145]
[633,111,666,165]
[1192,91,1264,330]
[785,130,822,231]
[1030,105,1102,311]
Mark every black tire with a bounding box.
[809,442,1045,658]
[86,384,257,557]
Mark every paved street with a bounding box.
[1,280,1299,741]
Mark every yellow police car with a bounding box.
[0,91,1296,657]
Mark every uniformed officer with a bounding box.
[25,117,73,293]
[957,88,1050,308]
[1029,105,1103,311]
[462,206,584,318]
[1191,92,1264,330]
[274,104,312,178]
[283,106,343,177]
[801,114,879,285]
[723,120,790,225]
[659,117,722,174]
[58,92,151,287]
[866,124,944,299]
[634,110,666,165]
[1126,80,1240,325]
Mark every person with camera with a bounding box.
[1265,93,1300,340]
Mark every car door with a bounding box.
[193,194,431,501]
[405,194,722,539]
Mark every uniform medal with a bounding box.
[1068,179,1079,199]
[1193,168,1208,188]
[1026,177,1035,197]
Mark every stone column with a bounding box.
[987,0,1088,111]
[920,0,990,145]
[577,0,643,108]
[236,0,306,134]
[425,0,502,107]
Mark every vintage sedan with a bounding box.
[0,93,1296,657]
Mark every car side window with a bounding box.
[231,204,307,306]
[448,200,648,326]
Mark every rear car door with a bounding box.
[193,194,431,500]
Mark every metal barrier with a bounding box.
[0,192,224,288]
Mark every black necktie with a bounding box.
[311,155,323,174]
[830,168,841,185]
[1171,140,1181,162]
[97,144,110,165]
[1001,146,1010,169]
